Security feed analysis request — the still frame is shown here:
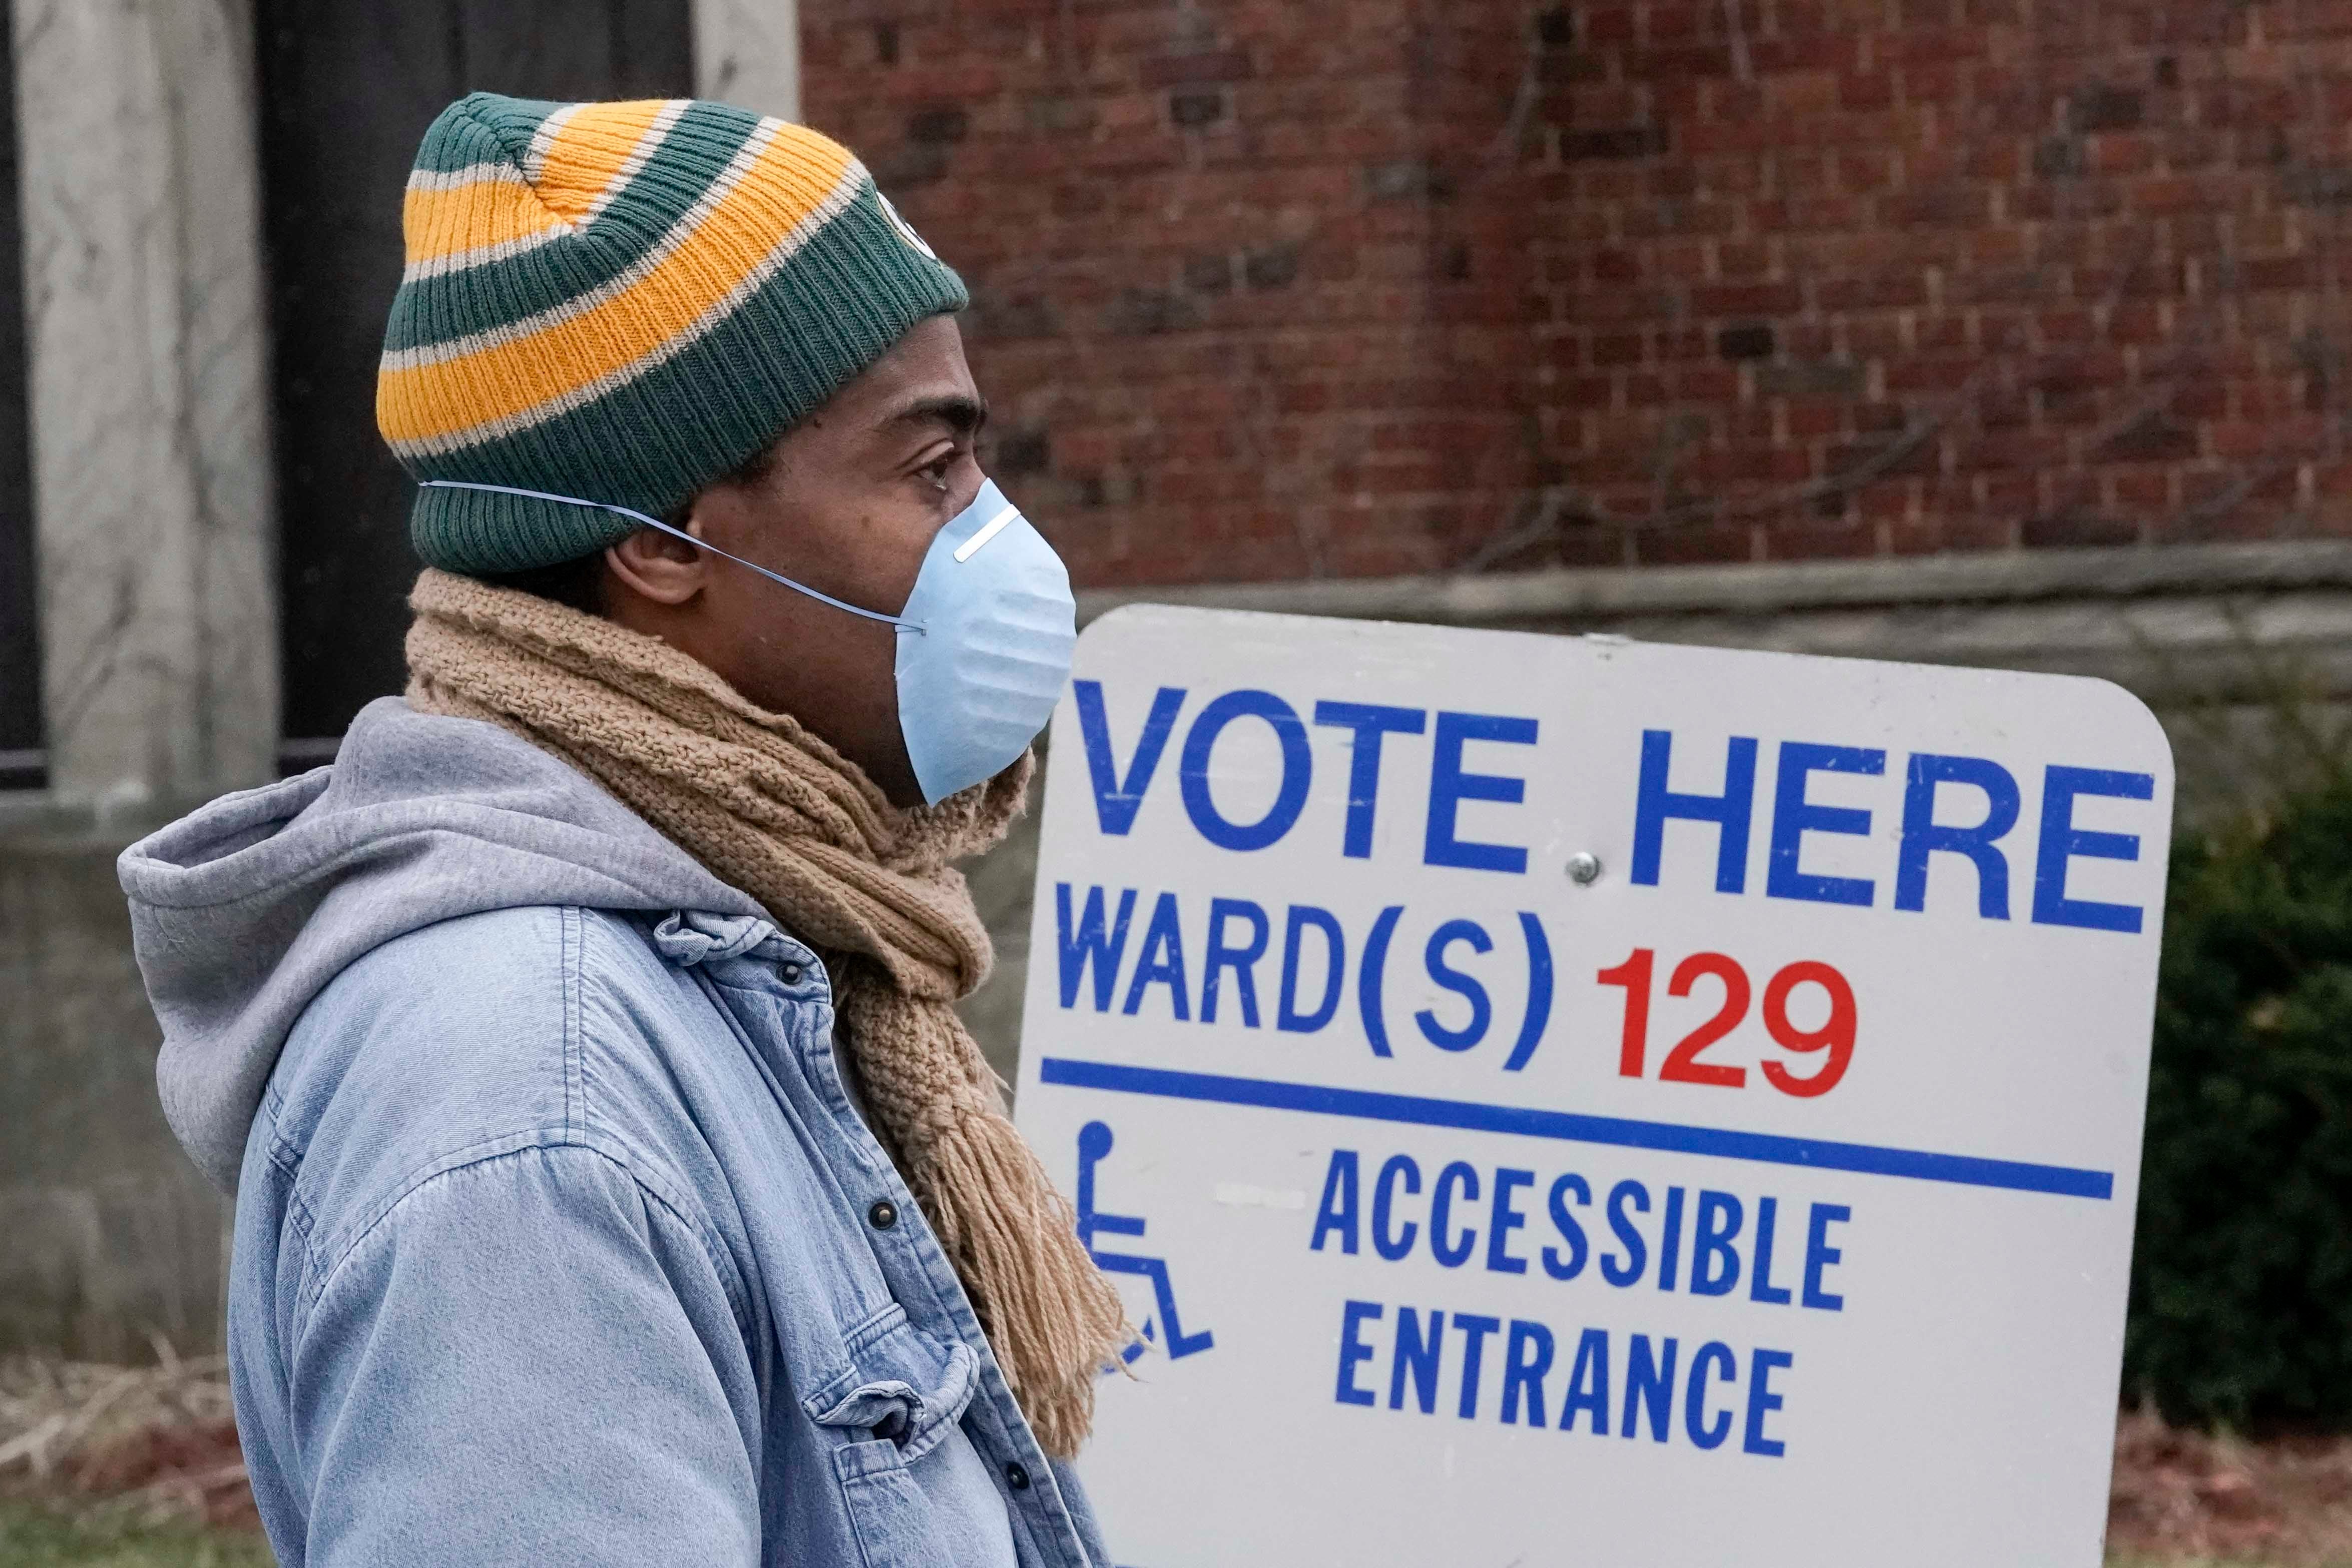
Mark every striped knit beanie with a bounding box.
[378,93,969,575]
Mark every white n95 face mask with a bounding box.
[418,476,1076,805]
[889,479,1076,804]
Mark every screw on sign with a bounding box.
[1018,607,2169,1567]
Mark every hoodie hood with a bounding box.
[119,697,765,1193]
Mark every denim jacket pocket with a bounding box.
[828,1437,946,1568]
[807,1306,985,1568]
[804,1302,980,1460]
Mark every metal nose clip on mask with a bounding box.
[418,477,1077,806]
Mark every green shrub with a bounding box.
[2125,781,2352,1429]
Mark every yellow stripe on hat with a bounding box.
[398,103,686,282]
[402,176,569,267]
[378,124,860,453]
[535,99,682,225]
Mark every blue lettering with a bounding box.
[1453,1313,1503,1419]
[1559,1327,1611,1436]
[1804,1203,1850,1311]
[1311,1150,1360,1255]
[1501,1320,1556,1427]
[1277,905,1346,1032]
[1372,1156,1421,1261]
[1656,1185,1686,1293]
[1179,689,1313,852]
[1119,891,1191,1019]
[1072,680,1184,835]
[1896,753,2020,918]
[1312,701,1428,858]
[1430,1161,1480,1268]
[1767,741,1886,907]
[2032,765,2155,933]
[1373,1152,1421,1260]
[1601,1179,1650,1287]
[1335,1300,1382,1407]
[1685,1341,1737,1450]
[1691,1190,1743,1297]
[1631,730,1758,893]
[1541,1174,1591,1280]
[1749,1196,1793,1306]
[1201,897,1270,1026]
[1487,1167,1533,1274]
[1389,1307,1445,1413]
[1416,918,1494,1051]
[1358,904,1403,1058]
[1335,1285,1802,1451]
[1744,1348,1793,1457]
[1621,1334,1679,1442]
[1054,883,1136,1012]
[1423,711,1538,873]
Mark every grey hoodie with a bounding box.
[120,696,765,1191]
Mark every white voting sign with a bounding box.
[1014,605,2171,1567]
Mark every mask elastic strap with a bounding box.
[417,478,924,633]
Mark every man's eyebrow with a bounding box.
[883,393,989,437]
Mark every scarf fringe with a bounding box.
[901,1107,1131,1457]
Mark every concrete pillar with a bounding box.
[695,0,801,121]
[13,0,277,809]
[1,0,275,1360]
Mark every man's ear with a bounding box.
[604,513,710,607]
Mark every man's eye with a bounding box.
[919,454,955,490]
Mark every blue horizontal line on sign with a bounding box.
[1036,1059,2114,1201]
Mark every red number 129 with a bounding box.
[1595,949,1856,1098]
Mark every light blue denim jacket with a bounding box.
[119,698,1110,1567]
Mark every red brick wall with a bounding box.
[800,0,2352,585]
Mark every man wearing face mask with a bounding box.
[117,94,1128,1566]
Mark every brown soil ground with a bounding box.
[2109,1409,2352,1565]
[0,1356,253,1531]
[55,1418,256,1530]
[46,1406,2352,1561]
[11,1356,2352,1559]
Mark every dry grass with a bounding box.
[0,1352,251,1531]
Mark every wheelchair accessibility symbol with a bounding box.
[1075,1121,1214,1363]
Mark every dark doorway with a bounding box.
[0,10,41,792]
[256,1,695,766]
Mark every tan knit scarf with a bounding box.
[403,568,1127,1456]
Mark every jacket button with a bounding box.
[867,1199,898,1231]
[1005,1462,1031,1491]
[780,962,802,983]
